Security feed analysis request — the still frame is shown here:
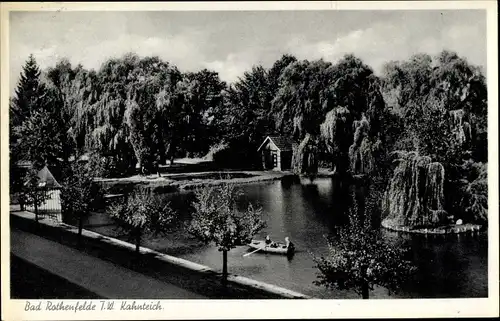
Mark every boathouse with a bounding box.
[257,136,293,171]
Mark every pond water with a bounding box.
[82,177,488,299]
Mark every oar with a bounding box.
[243,247,262,257]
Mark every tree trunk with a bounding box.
[135,228,141,254]
[222,250,228,286]
[78,214,84,247]
[169,140,176,166]
[34,201,39,223]
[362,281,369,299]
[337,156,349,176]
[360,265,370,299]
[20,195,25,211]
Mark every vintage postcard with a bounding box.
[1,1,498,319]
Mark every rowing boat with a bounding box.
[248,240,295,255]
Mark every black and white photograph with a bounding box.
[1,1,498,319]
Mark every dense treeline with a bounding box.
[10,50,488,226]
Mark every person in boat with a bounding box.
[285,237,295,257]
[285,237,295,250]
[265,235,280,248]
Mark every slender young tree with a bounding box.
[314,192,416,299]
[60,161,103,246]
[22,167,50,223]
[109,188,178,255]
[189,183,266,285]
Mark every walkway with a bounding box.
[11,255,100,299]
[10,229,206,299]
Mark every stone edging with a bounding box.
[381,219,482,235]
[11,211,312,299]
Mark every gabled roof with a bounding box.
[37,166,62,189]
[257,136,294,152]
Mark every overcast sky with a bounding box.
[9,10,486,92]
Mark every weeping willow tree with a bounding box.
[348,115,382,176]
[320,109,382,178]
[83,54,140,176]
[291,133,319,177]
[449,109,472,149]
[451,160,488,225]
[125,79,162,174]
[181,69,227,158]
[119,57,174,173]
[382,51,484,164]
[318,55,386,176]
[43,61,104,162]
[382,151,446,227]
[320,107,351,173]
[158,75,204,164]
[381,50,487,226]
[29,52,228,177]
[272,59,332,175]
[460,161,487,223]
[89,92,136,176]
[273,59,332,140]
[79,54,185,176]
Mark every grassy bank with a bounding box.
[96,170,296,195]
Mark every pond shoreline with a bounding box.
[96,170,299,194]
[381,219,483,235]
[95,167,340,194]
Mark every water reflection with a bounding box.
[83,177,487,299]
